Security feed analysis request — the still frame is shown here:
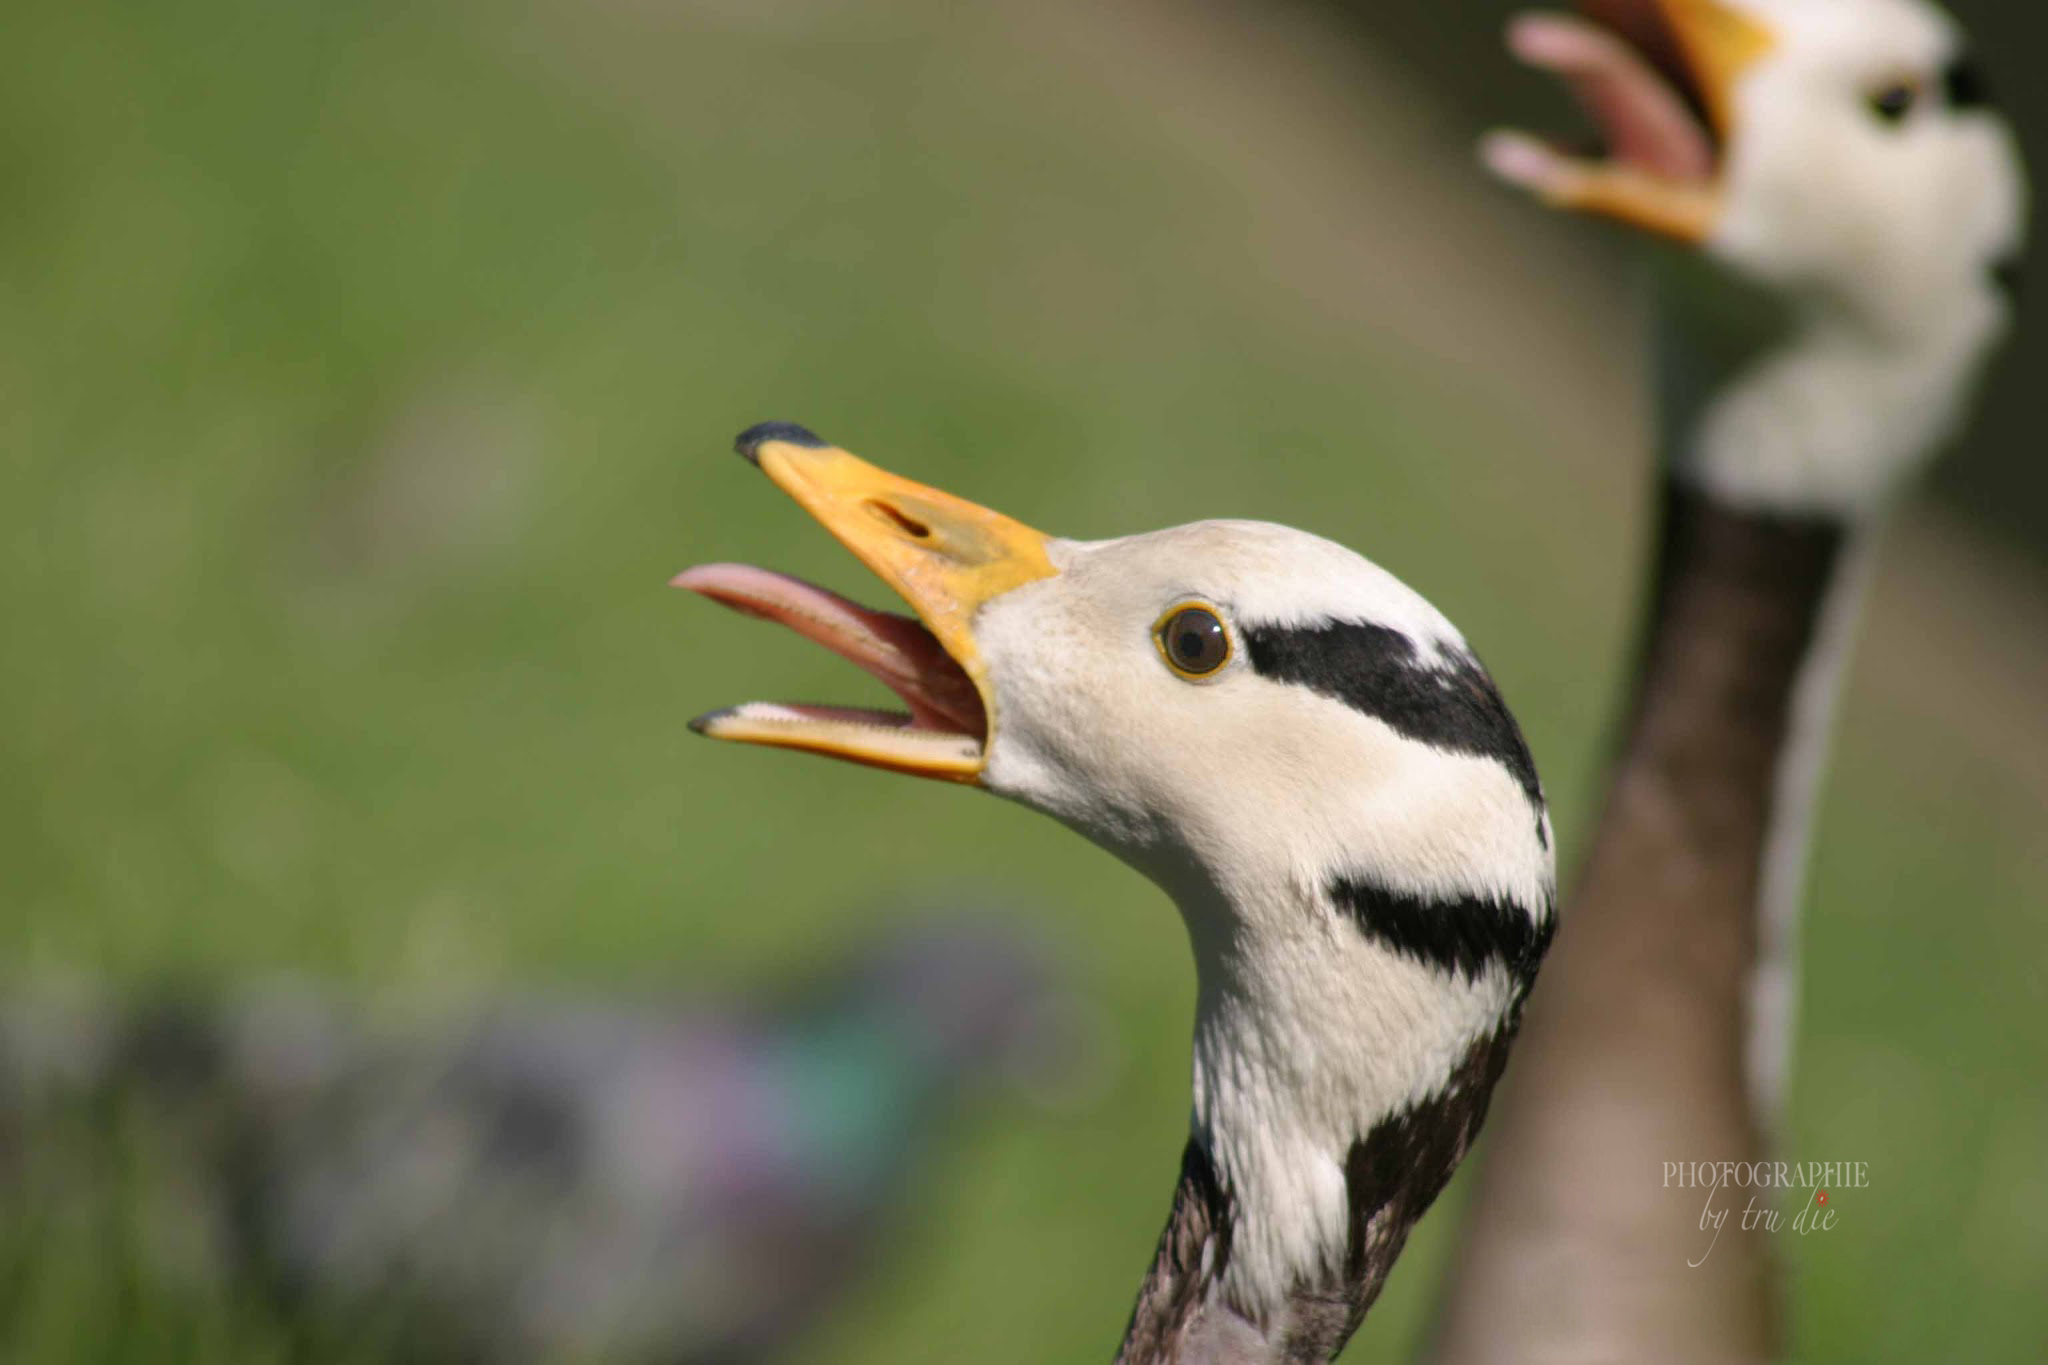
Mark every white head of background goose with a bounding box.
[1484,0,2024,513]
[679,423,1555,1363]
[1433,3,2024,1362]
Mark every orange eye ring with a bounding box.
[1153,602,1233,680]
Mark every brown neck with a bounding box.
[1118,1026,1521,1365]
[1426,476,1850,1364]
[1614,479,1849,893]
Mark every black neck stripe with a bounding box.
[1327,1024,1520,1342]
[1328,876,1554,989]
[1242,619,1544,827]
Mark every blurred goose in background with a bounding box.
[1433,0,2025,1359]
[0,912,1067,1363]
[680,423,1556,1363]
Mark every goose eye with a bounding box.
[1156,605,1231,679]
[1868,81,1919,124]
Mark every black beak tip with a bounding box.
[686,710,720,736]
[734,422,828,466]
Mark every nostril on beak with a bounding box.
[868,500,933,540]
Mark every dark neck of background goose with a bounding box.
[1625,474,1860,904]
[1643,476,1877,1132]
[1429,430,1873,1365]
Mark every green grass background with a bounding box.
[3,0,2042,1359]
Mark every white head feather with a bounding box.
[975,522,1555,1309]
[1487,0,2026,516]
[1685,0,2025,513]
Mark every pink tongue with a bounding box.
[672,563,987,739]
[1506,10,1713,182]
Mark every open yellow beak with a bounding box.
[1569,0,1775,240]
[1488,0,1775,243]
[1656,0,1775,143]
[680,424,1058,783]
[1535,166,1724,243]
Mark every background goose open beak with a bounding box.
[1483,0,1776,242]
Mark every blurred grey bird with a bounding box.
[0,911,1079,1363]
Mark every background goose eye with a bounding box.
[1156,605,1230,678]
[1868,80,1919,124]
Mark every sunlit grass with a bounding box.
[3,1,2041,1360]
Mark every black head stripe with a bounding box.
[1944,54,1994,110]
[1243,620,1544,822]
[1329,877,1554,989]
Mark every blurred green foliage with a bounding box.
[2,0,2041,1360]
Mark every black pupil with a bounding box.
[1168,609,1226,673]
[1871,84,1916,123]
